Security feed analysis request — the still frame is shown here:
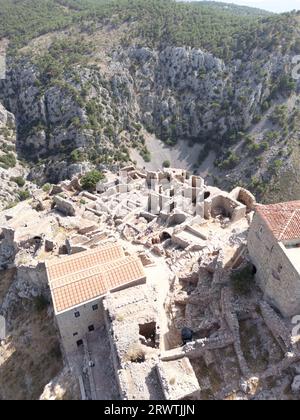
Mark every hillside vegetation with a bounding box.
[0,0,300,202]
[0,0,296,56]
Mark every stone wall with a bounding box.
[229,187,256,212]
[221,287,250,377]
[56,297,104,354]
[53,196,77,217]
[206,193,246,223]
[161,332,234,362]
[248,213,300,317]
[16,262,48,299]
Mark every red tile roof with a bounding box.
[256,201,300,241]
[46,243,146,313]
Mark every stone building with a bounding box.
[46,242,146,353]
[248,201,300,317]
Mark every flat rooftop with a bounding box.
[46,243,146,314]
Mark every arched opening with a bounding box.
[160,231,171,241]
[252,264,257,275]
[204,191,211,200]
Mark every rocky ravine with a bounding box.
[0,24,300,201]
[0,102,37,211]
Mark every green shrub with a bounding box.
[278,75,296,95]
[0,153,17,169]
[140,146,151,163]
[81,170,105,192]
[18,189,31,201]
[10,176,25,187]
[142,153,151,163]
[70,148,86,163]
[270,105,288,127]
[162,160,171,168]
[4,201,18,210]
[42,183,52,192]
[273,159,283,173]
[220,152,240,169]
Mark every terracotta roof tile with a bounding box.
[256,201,300,241]
[46,242,124,282]
[46,243,145,313]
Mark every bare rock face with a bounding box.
[0,101,13,126]
[291,375,300,394]
[39,367,80,401]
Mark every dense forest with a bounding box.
[0,0,299,59]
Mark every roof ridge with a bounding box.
[50,264,105,290]
[51,256,140,290]
[47,245,146,313]
[278,209,297,241]
[45,242,121,268]
[278,208,300,241]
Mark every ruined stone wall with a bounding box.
[221,287,250,377]
[259,301,292,351]
[229,187,256,212]
[210,194,246,222]
[54,196,77,217]
[248,213,300,317]
[231,205,247,224]
[56,297,104,354]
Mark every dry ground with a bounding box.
[0,299,63,400]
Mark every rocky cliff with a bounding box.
[0,0,300,202]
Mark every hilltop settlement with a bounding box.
[0,166,300,400]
